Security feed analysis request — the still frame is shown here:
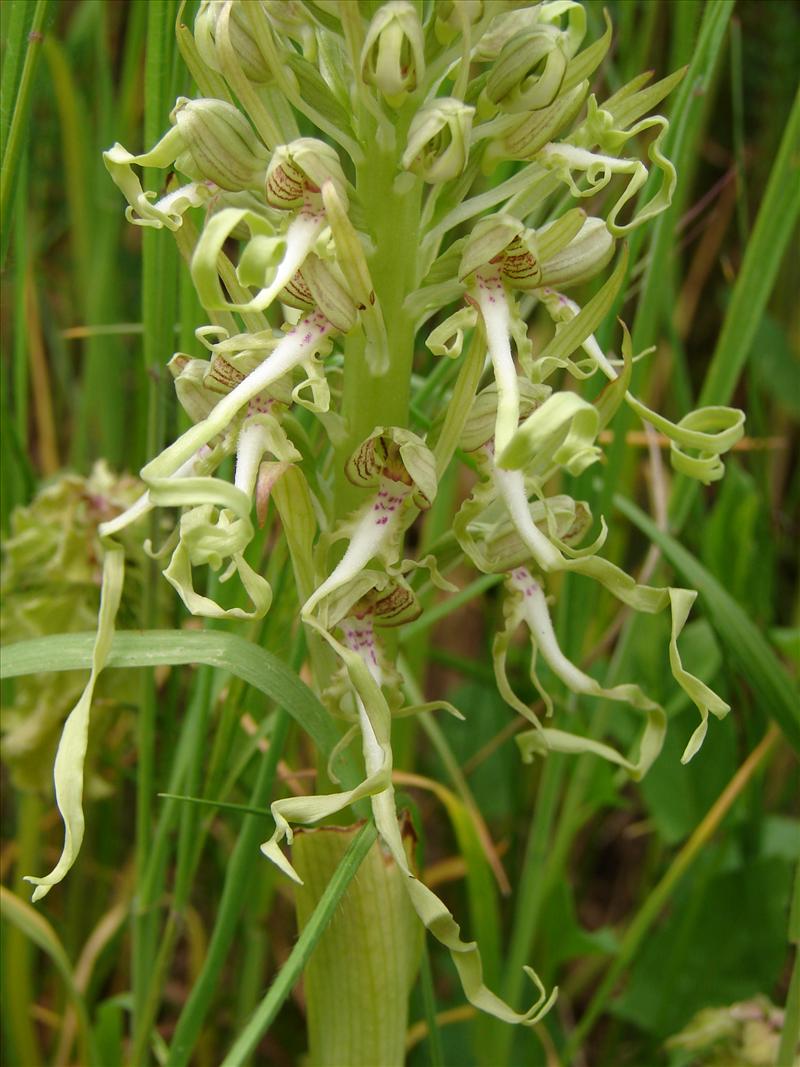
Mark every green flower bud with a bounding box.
[361,1,425,107]
[194,0,272,83]
[485,27,568,113]
[434,0,483,45]
[473,7,543,61]
[170,96,269,191]
[482,80,587,168]
[262,0,316,55]
[401,98,475,184]
[539,217,614,288]
[265,138,348,210]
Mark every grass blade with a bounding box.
[0,628,350,764]
[0,0,50,267]
[419,941,445,1067]
[219,821,378,1067]
[1,2,35,157]
[698,87,800,407]
[631,0,734,353]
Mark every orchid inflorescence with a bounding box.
[29,0,744,1029]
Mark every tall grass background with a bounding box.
[1,1,798,1065]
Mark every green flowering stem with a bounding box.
[336,140,423,516]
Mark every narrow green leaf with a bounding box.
[157,793,269,819]
[0,0,50,266]
[614,495,800,752]
[698,87,800,409]
[1,2,34,157]
[0,629,348,765]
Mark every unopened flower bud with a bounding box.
[194,0,271,84]
[402,98,474,184]
[539,217,614,288]
[262,0,316,55]
[485,27,568,113]
[473,7,543,61]
[170,97,268,191]
[361,1,425,107]
[265,138,348,210]
[483,81,587,168]
[281,255,358,334]
[434,0,483,45]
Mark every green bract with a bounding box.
[30,0,748,1049]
